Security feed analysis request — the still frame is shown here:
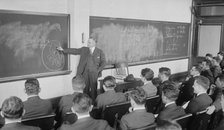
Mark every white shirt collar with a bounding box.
[5,119,21,125]
[197,92,206,96]
[165,101,176,107]
[27,95,39,98]
[90,47,95,53]
[133,106,145,111]
[77,114,90,119]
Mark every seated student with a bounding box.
[157,84,185,123]
[120,88,155,130]
[176,65,201,106]
[211,57,222,79]
[205,53,213,62]
[1,96,40,130]
[217,51,224,71]
[185,76,213,113]
[57,75,86,122]
[156,120,182,130]
[139,68,157,97]
[201,60,214,85]
[157,67,172,96]
[22,78,53,119]
[58,93,114,130]
[96,76,127,109]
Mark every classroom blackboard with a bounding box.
[90,16,190,65]
[0,10,70,82]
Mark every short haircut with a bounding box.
[162,84,179,101]
[213,57,221,63]
[72,75,86,91]
[72,93,92,113]
[141,68,154,81]
[103,76,116,89]
[128,87,146,105]
[156,120,182,130]
[159,67,171,77]
[1,96,24,119]
[216,74,224,83]
[25,78,40,95]
[202,60,212,67]
[218,51,224,56]
[205,53,213,58]
[195,76,210,90]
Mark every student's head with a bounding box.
[102,76,116,91]
[1,96,24,119]
[201,60,211,70]
[128,88,147,107]
[72,75,86,92]
[205,53,213,61]
[71,93,92,114]
[212,57,221,66]
[193,76,210,94]
[141,68,154,82]
[162,84,179,104]
[217,51,224,60]
[215,74,224,88]
[24,78,40,96]
[156,120,182,130]
[158,67,171,82]
[87,37,96,48]
[190,65,201,77]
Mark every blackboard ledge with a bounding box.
[103,56,189,69]
[0,70,72,83]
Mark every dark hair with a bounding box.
[72,75,86,91]
[141,68,154,81]
[218,51,224,57]
[1,96,24,119]
[159,67,171,77]
[216,74,224,83]
[156,120,182,130]
[191,65,202,74]
[103,76,116,88]
[202,60,212,67]
[73,93,92,113]
[195,76,210,90]
[205,53,213,58]
[162,84,179,101]
[129,88,146,105]
[25,78,40,95]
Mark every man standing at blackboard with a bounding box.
[57,37,106,102]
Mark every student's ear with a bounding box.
[0,111,4,118]
[22,109,26,116]
[71,107,75,114]
[89,105,93,112]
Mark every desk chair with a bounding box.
[103,101,131,127]
[187,110,211,130]
[145,95,160,114]
[173,113,192,130]
[22,114,55,130]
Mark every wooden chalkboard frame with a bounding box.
[0,10,71,82]
[90,16,191,68]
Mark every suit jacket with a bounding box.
[58,117,114,130]
[185,93,213,113]
[96,90,127,109]
[141,81,157,97]
[120,109,155,130]
[201,69,214,84]
[63,47,106,75]
[22,96,53,119]
[1,122,40,130]
[176,77,195,106]
[157,103,186,123]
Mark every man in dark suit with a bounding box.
[185,76,213,113]
[157,84,185,123]
[176,65,201,106]
[22,78,53,119]
[58,93,114,130]
[56,75,86,127]
[57,37,106,101]
[1,96,40,130]
[96,76,127,109]
[120,88,155,130]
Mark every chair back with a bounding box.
[22,114,55,130]
[187,110,211,130]
[103,101,131,127]
[145,95,160,113]
[173,113,192,130]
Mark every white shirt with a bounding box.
[165,101,176,107]
[89,47,95,54]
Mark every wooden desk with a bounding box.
[99,78,143,93]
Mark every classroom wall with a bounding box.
[0,0,192,105]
